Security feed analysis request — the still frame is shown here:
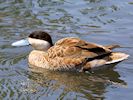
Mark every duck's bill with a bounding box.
[11,39,30,47]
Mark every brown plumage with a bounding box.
[27,34,129,72]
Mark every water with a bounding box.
[0,0,133,100]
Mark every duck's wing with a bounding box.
[48,37,111,59]
[46,38,112,71]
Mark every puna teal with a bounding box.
[12,31,129,72]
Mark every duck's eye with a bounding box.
[29,34,34,38]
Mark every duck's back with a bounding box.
[48,37,111,59]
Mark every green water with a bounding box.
[0,0,133,100]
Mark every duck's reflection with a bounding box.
[27,65,126,99]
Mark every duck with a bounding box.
[12,31,129,72]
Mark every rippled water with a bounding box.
[0,0,133,100]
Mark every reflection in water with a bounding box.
[24,65,126,99]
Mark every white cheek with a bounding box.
[28,38,51,51]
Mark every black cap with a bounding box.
[29,31,53,46]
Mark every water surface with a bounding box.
[0,0,133,100]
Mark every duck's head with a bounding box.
[12,31,53,51]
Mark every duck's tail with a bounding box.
[105,44,120,50]
[105,52,129,64]
[83,52,129,71]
